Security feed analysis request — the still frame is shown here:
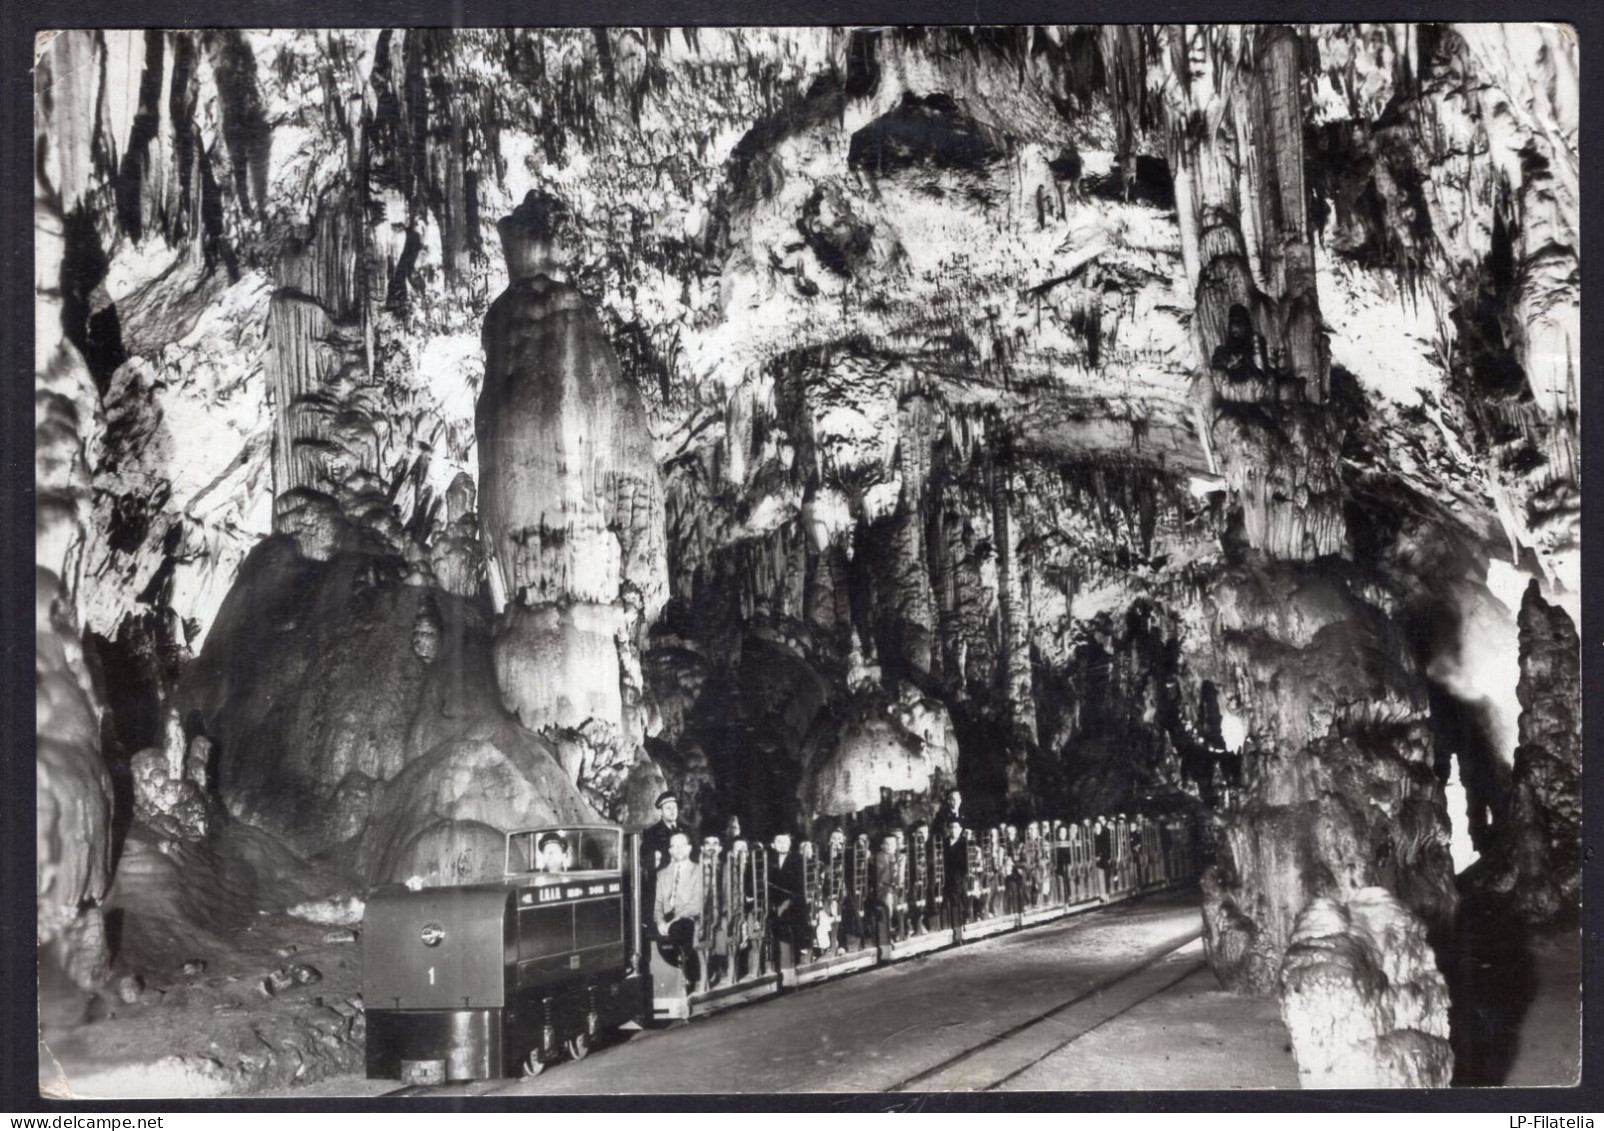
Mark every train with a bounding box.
[361,812,1200,1084]
[363,824,646,1083]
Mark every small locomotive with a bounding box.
[363,824,648,1083]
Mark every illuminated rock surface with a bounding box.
[31,24,1578,1092]
[1280,887,1454,1088]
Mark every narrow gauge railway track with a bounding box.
[887,936,1206,1092]
[379,1076,495,1098]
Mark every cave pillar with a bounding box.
[990,463,1035,805]
[1242,26,1326,399]
[1467,581,1582,921]
[1167,25,1344,562]
[476,191,667,812]
[34,34,115,990]
[265,197,371,521]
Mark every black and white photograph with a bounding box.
[27,20,1584,1102]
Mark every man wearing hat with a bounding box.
[538,830,569,873]
[643,791,690,873]
[638,789,696,879]
[640,791,693,967]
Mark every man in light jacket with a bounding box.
[655,831,704,987]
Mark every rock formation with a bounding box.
[176,539,598,881]
[1280,887,1454,1088]
[36,33,117,995]
[1463,579,1583,923]
[477,190,669,811]
[1195,562,1458,992]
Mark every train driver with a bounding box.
[538,831,568,873]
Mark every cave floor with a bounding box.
[1497,928,1583,1088]
[38,828,370,1102]
[986,942,1298,1091]
[38,903,367,1100]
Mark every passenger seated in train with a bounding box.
[1002,824,1026,915]
[699,834,728,989]
[909,823,932,935]
[824,827,850,955]
[654,831,704,987]
[942,819,967,941]
[768,831,808,971]
[538,831,569,873]
[1093,816,1113,895]
[872,834,899,946]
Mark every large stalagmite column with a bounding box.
[476,191,667,808]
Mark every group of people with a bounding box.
[638,789,1197,993]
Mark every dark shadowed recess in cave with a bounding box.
[1048,143,1083,184]
[147,31,240,278]
[104,482,173,557]
[59,206,128,396]
[1337,377,1515,858]
[842,27,881,98]
[1450,204,1533,405]
[721,76,848,215]
[945,703,1013,827]
[84,608,192,871]
[1448,886,1539,1086]
[87,613,183,754]
[204,30,272,219]
[847,92,1009,177]
[611,317,678,404]
[1083,154,1176,212]
[1304,118,1435,276]
[1034,600,1208,818]
[1353,500,1507,852]
[384,228,424,308]
[167,33,198,242]
[112,29,165,242]
[680,664,803,839]
[797,184,873,278]
[1427,681,1508,854]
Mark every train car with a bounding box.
[363,824,647,1083]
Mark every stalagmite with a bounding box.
[1465,580,1582,922]
[35,34,116,993]
[476,190,668,807]
[1280,888,1454,1087]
